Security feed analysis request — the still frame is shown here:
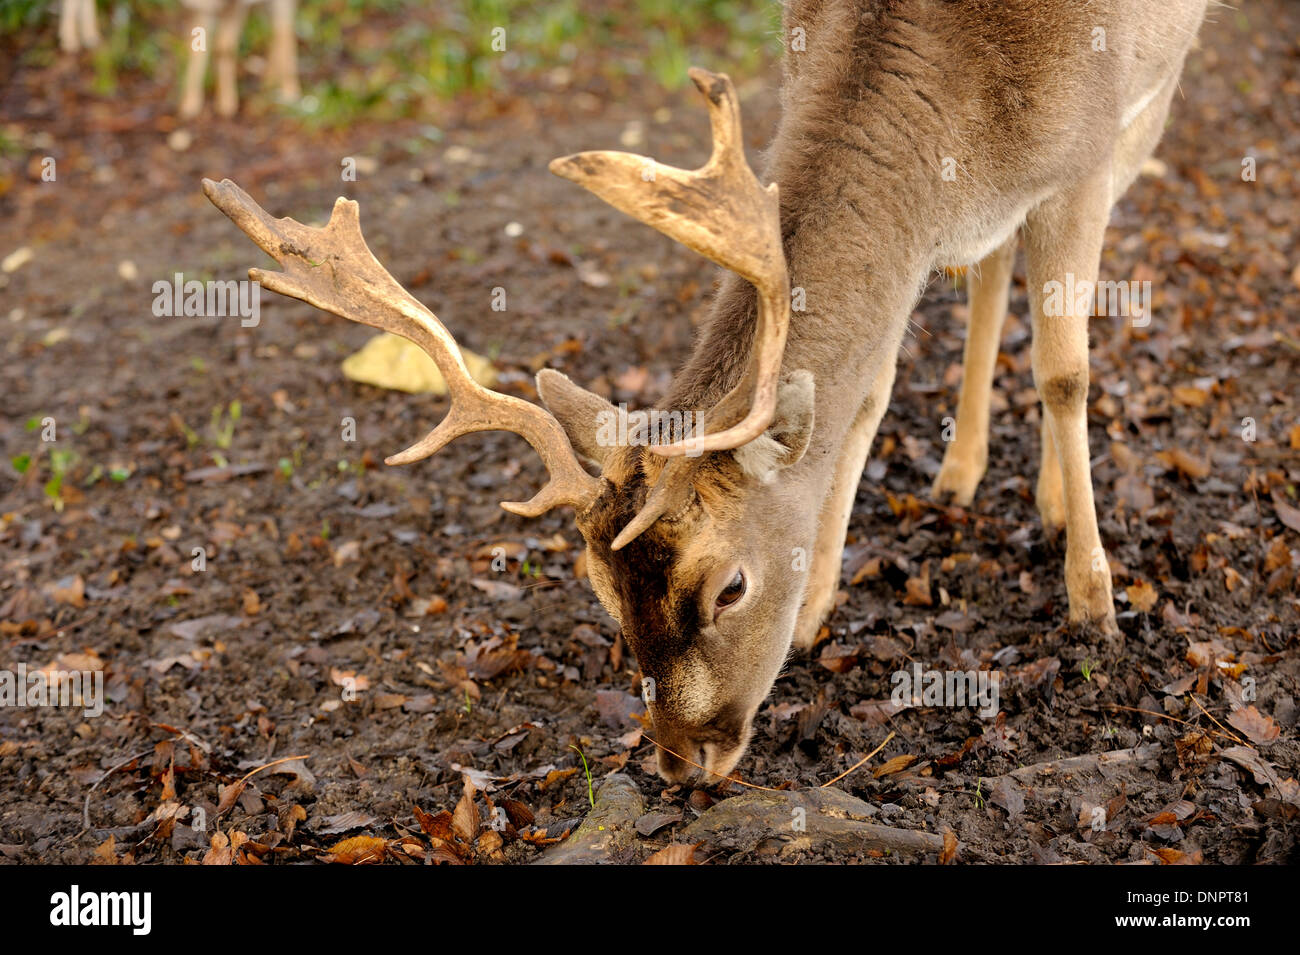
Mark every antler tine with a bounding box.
[609,455,699,551]
[201,177,602,517]
[549,67,790,459]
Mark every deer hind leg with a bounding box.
[266,0,301,102]
[932,233,1017,506]
[1024,167,1116,633]
[77,0,100,49]
[180,11,215,119]
[214,2,248,118]
[59,0,80,52]
[792,362,896,651]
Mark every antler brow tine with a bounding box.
[201,177,602,517]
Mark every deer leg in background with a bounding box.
[266,0,300,103]
[1025,167,1116,633]
[792,363,897,651]
[59,0,81,52]
[214,2,248,118]
[180,9,215,119]
[77,0,99,49]
[932,233,1017,506]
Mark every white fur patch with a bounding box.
[731,370,815,481]
[733,434,785,483]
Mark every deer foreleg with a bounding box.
[792,364,896,651]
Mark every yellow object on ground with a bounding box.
[341,332,497,395]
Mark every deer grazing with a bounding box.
[179,0,299,118]
[205,0,1209,784]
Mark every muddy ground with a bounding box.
[1,4,1298,865]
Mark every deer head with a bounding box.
[203,68,814,784]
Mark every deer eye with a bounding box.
[715,571,746,611]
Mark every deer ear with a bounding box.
[731,369,815,481]
[537,369,619,467]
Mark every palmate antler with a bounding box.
[202,68,787,550]
[550,68,789,460]
[201,177,602,518]
[551,68,790,549]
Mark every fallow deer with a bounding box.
[204,0,1210,784]
[179,0,299,119]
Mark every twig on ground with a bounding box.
[820,731,896,788]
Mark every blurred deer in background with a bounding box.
[179,0,299,118]
[59,0,99,52]
[206,0,1209,784]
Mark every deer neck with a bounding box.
[664,133,938,471]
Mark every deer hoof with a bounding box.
[931,458,982,507]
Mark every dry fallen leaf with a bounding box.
[329,668,370,692]
[1270,493,1300,534]
[643,843,698,865]
[44,574,86,608]
[92,835,118,865]
[452,778,480,842]
[873,754,918,778]
[939,830,958,865]
[341,332,496,394]
[1155,448,1210,480]
[332,540,362,567]
[903,563,932,606]
[1227,706,1281,744]
[322,835,387,865]
[1126,579,1159,613]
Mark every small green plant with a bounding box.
[1081,658,1098,681]
[45,449,77,512]
[209,401,242,450]
[569,744,595,808]
[973,778,985,810]
[11,454,31,475]
[278,457,294,478]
